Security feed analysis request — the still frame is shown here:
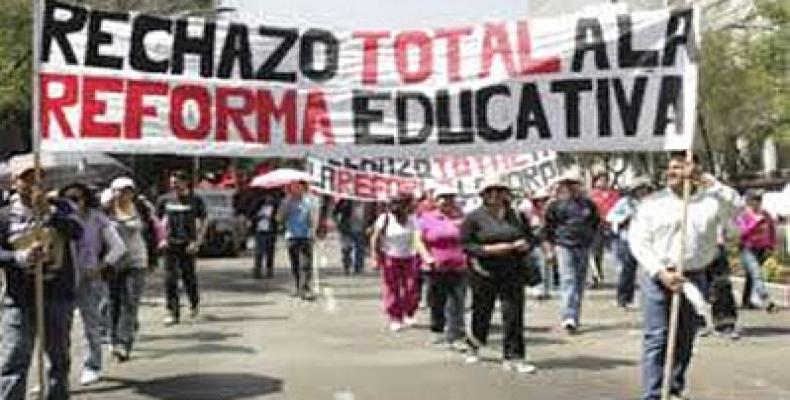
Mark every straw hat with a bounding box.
[556,167,582,184]
[434,185,458,198]
[110,176,135,191]
[478,176,511,194]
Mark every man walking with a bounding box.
[0,158,83,400]
[629,153,741,400]
[544,169,600,334]
[156,171,206,325]
[589,172,620,286]
[248,190,280,279]
[277,181,320,300]
[334,198,374,275]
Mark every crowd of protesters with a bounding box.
[0,152,787,400]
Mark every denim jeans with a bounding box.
[641,272,707,400]
[556,245,590,325]
[0,298,74,400]
[739,248,770,306]
[76,279,109,371]
[287,239,313,293]
[110,267,146,351]
[426,271,466,342]
[614,235,638,306]
[254,232,277,277]
[529,247,551,296]
[340,231,367,274]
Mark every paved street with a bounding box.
[62,237,790,400]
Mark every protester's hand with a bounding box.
[657,267,686,292]
[31,187,50,215]
[186,241,199,255]
[17,242,46,267]
[158,241,168,252]
[513,239,531,252]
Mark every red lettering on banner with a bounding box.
[435,27,473,82]
[353,31,390,85]
[81,76,123,138]
[355,174,373,198]
[40,73,78,139]
[216,87,255,142]
[370,174,389,199]
[336,169,354,195]
[170,85,211,141]
[302,89,334,145]
[516,21,561,74]
[257,89,296,144]
[479,22,518,79]
[452,156,472,177]
[124,80,167,139]
[394,31,433,84]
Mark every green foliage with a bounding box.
[699,0,790,174]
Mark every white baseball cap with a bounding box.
[110,177,135,191]
[100,188,115,207]
[434,186,458,198]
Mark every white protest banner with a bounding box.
[307,152,560,200]
[326,151,556,180]
[37,0,698,157]
[307,157,424,201]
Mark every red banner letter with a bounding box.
[81,76,123,138]
[216,87,255,142]
[40,73,78,139]
[124,80,167,139]
[257,89,296,144]
[353,31,390,85]
[170,84,211,141]
[394,31,433,84]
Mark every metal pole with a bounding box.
[30,0,47,396]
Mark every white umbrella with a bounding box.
[248,168,315,189]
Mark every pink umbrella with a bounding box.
[248,168,315,188]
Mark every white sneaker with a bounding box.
[389,321,404,332]
[562,318,578,334]
[503,360,537,374]
[403,316,417,327]
[80,368,102,386]
[464,350,480,364]
[163,315,178,326]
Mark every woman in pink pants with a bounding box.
[370,194,431,332]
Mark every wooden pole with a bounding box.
[31,0,47,396]
[660,149,694,400]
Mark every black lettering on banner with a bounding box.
[663,8,697,66]
[359,159,383,173]
[41,0,87,63]
[320,165,335,191]
[130,15,172,73]
[413,159,432,178]
[539,161,559,185]
[217,24,253,79]
[550,79,593,138]
[516,83,551,139]
[571,18,610,72]
[614,76,647,136]
[617,15,659,68]
[520,166,541,191]
[396,92,433,145]
[654,75,682,136]
[85,10,129,69]
[256,26,298,83]
[436,90,474,144]
[300,28,340,82]
[353,90,394,145]
[475,85,513,142]
[172,19,216,77]
[597,79,612,137]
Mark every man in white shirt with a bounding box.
[629,153,742,400]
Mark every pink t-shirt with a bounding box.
[418,210,467,271]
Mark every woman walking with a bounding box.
[370,193,428,332]
[108,177,160,362]
[461,177,538,373]
[735,189,779,312]
[417,186,468,348]
[61,182,126,386]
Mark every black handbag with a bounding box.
[515,211,542,287]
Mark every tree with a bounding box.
[699,0,790,178]
[0,0,214,159]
